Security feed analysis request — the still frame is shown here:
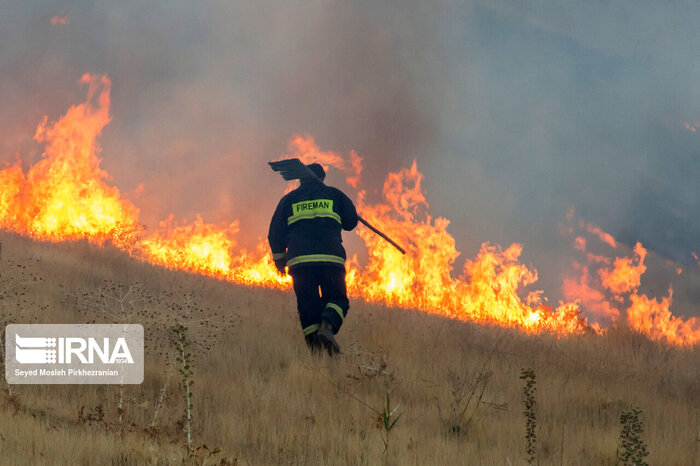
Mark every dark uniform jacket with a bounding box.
[268,180,358,271]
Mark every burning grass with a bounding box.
[1,232,699,465]
[1,74,698,347]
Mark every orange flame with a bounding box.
[285,134,363,189]
[138,215,290,287]
[1,75,698,346]
[562,263,620,321]
[580,220,617,248]
[598,242,647,294]
[628,289,700,346]
[0,75,141,248]
[50,16,68,26]
[562,220,700,346]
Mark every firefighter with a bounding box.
[268,163,358,355]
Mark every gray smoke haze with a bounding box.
[1,1,698,314]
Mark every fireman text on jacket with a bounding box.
[288,199,340,225]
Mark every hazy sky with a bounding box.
[1,1,698,310]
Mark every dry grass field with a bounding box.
[1,231,699,465]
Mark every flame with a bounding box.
[562,263,620,320]
[139,215,240,278]
[138,215,290,287]
[50,16,68,26]
[598,242,647,294]
[0,75,141,248]
[285,134,363,189]
[1,74,698,346]
[628,289,700,346]
[561,219,700,346]
[580,220,617,248]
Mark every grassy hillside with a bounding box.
[1,231,698,465]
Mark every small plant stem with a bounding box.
[174,325,193,454]
[151,359,173,428]
[118,383,124,425]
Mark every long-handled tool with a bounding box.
[268,158,406,254]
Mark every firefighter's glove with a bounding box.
[274,258,287,275]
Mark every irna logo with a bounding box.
[5,324,144,384]
[15,334,134,364]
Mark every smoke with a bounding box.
[1,1,698,315]
[431,1,700,314]
[1,1,443,229]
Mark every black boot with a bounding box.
[304,333,322,353]
[316,319,340,356]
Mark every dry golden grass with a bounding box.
[1,231,699,465]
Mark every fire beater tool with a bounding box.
[268,158,406,254]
